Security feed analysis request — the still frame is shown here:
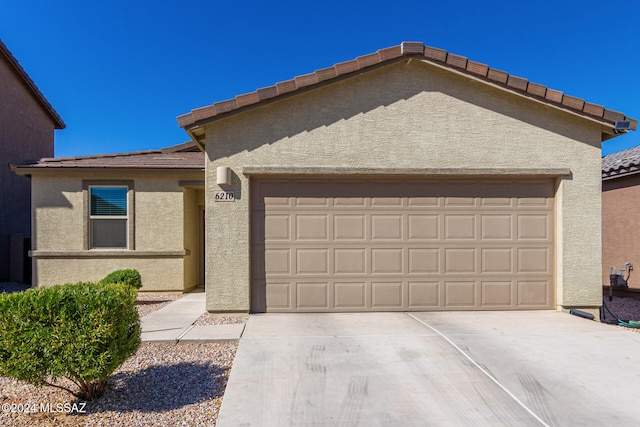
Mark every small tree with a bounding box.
[100,269,142,289]
[0,282,140,400]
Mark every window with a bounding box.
[89,186,128,248]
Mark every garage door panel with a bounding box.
[371,249,403,274]
[264,214,290,241]
[445,215,476,240]
[517,247,550,273]
[481,248,513,273]
[481,215,512,240]
[408,281,440,307]
[334,214,367,240]
[408,214,439,240]
[253,179,554,312]
[335,282,367,309]
[296,214,329,241]
[445,248,476,273]
[517,214,551,240]
[297,282,330,309]
[517,280,551,306]
[482,281,513,306]
[445,281,477,307]
[296,249,329,275]
[408,248,439,273]
[371,214,403,240]
[371,282,403,308]
[334,249,367,274]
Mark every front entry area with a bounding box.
[251,179,554,312]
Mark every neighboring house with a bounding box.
[0,39,65,283]
[13,42,637,315]
[602,146,640,290]
[11,142,204,291]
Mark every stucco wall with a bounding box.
[203,60,603,312]
[30,172,202,290]
[602,175,640,288]
[0,58,55,280]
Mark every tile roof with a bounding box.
[177,42,637,137]
[0,39,65,129]
[602,145,640,179]
[11,141,204,172]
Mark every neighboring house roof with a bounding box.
[10,141,204,175]
[602,146,640,180]
[0,39,65,129]
[177,42,637,146]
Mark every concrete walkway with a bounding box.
[140,292,245,342]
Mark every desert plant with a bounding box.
[100,268,142,289]
[0,282,140,400]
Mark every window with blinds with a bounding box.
[90,186,128,248]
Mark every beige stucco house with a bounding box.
[12,142,205,291]
[13,42,636,315]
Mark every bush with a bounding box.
[100,269,142,289]
[0,282,140,400]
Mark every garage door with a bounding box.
[251,179,554,312]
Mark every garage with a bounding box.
[251,178,554,312]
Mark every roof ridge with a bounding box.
[37,148,164,163]
[177,41,637,133]
[0,38,65,129]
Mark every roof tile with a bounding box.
[356,52,381,68]
[236,92,260,108]
[334,59,360,75]
[294,72,319,88]
[583,102,604,118]
[487,68,508,84]
[446,53,467,69]
[276,79,297,95]
[507,75,528,91]
[213,99,238,114]
[526,82,547,98]
[545,89,564,104]
[423,46,447,62]
[466,60,488,77]
[256,86,278,101]
[401,42,425,55]
[603,109,625,122]
[561,95,584,110]
[378,45,403,61]
[315,66,337,82]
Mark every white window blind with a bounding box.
[90,187,128,248]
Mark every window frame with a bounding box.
[83,180,135,250]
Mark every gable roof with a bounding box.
[0,39,65,129]
[602,146,640,180]
[10,141,204,175]
[178,42,636,146]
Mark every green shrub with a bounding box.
[0,282,140,400]
[99,269,142,289]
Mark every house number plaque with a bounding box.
[214,190,235,202]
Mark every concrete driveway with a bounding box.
[217,311,640,426]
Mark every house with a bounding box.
[11,142,205,291]
[602,146,640,292]
[0,39,65,283]
[13,42,637,315]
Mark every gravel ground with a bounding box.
[0,342,238,427]
[194,313,247,326]
[602,295,640,333]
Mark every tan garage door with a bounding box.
[251,179,554,312]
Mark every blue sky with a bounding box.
[1,0,638,157]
